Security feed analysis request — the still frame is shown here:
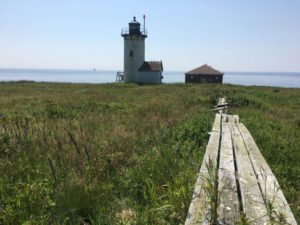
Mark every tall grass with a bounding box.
[0,83,299,224]
[0,83,213,224]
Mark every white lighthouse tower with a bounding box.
[121,16,147,83]
[120,16,163,84]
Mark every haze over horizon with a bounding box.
[1,0,300,72]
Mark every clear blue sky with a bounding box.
[1,0,300,72]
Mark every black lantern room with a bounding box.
[129,17,141,35]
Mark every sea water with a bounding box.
[0,69,299,88]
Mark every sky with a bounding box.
[0,0,300,72]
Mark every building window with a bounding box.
[129,50,133,57]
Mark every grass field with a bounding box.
[0,82,299,224]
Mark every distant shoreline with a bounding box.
[1,69,300,88]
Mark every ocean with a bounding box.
[0,69,299,88]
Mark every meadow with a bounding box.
[0,82,299,224]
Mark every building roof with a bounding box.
[185,64,223,75]
[139,61,163,72]
[130,16,140,24]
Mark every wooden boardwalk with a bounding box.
[185,98,297,225]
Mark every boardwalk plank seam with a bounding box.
[228,118,269,224]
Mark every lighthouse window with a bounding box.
[129,50,133,57]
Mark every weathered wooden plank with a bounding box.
[218,97,226,106]
[230,123,269,224]
[233,115,239,123]
[217,98,227,114]
[185,114,221,225]
[222,114,228,123]
[218,122,239,224]
[212,106,228,111]
[227,115,236,124]
[237,123,297,225]
[212,113,221,133]
[214,103,230,108]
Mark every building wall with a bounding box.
[123,35,145,83]
[138,71,162,84]
[185,74,223,83]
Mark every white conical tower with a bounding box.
[121,16,147,83]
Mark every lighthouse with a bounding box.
[120,16,163,84]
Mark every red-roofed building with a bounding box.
[138,61,163,84]
[185,64,224,84]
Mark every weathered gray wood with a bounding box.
[185,114,221,225]
[233,115,239,123]
[186,96,297,225]
[218,97,226,105]
[218,122,239,224]
[227,115,236,124]
[230,123,269,224]
[237,123,297,225]
[217,98,227,114]
[212,113,221,133]
[222,114,228,123]
[212,106,228,111]
[214,103,229,108]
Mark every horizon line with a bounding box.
[1,67,300,74]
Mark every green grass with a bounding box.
[0,82,299,224]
